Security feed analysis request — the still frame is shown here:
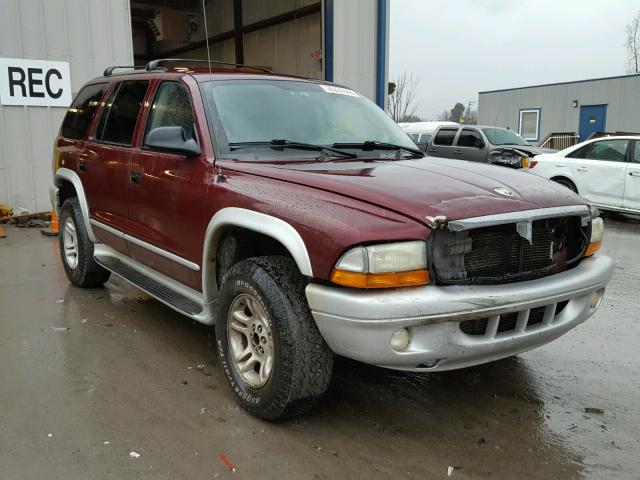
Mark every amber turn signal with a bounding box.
[585,240,602,257]
[330,268,430,289]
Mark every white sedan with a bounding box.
[527,136,640,214]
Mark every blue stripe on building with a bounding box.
[375,0,388,108]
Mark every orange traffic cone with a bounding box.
[41,210,59,237]
[0,224,5,239]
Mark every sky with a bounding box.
[389,0,639,120]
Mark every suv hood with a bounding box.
[224,157,585,226]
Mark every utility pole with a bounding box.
[467,100,475,124]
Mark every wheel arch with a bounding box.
[53,168,96,242]
[550,175,578,193]
[202,208,313,304]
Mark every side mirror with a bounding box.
[475,138,486,149]
[145,126,201,157]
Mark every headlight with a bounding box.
[330,241,429,288]
[585,217,604,257]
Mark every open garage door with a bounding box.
[130,0,324,80]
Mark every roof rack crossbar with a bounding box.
[145,58,272,74]
[103,66,146,76]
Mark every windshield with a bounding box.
[482,128,530,146]
[201,79,417,154]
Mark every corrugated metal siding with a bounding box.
[0,0,133,212]
[332,0,377,101]
[478,76,640,143]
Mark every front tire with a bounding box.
[58,197,111,288]
[216,256,333,420]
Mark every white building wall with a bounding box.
[332,0,378,102]
[0,0,133,213]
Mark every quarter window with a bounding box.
[457,129,483,148]
[144,82,196,143]
[569,139,629,162]
[96,80,149,146]
[519,109,540,141]
[60,83,107,140]
[433,128,458,146]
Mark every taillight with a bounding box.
[529,160,538,168]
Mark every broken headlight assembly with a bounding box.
[488,149,529,169]
[330,240,429,288]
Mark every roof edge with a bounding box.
[478,73,640,95]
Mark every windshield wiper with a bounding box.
[229,140,357,159]
[332,140,424,157]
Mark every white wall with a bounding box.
[332,0,379,103]
[0,0,133,212]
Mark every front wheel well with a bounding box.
[550,176,578,193]
[215,227,294,286]
[58,179,78,206]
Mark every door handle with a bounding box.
[78,160,87,172]
[453,149,462,154]
[576,167,589,172]
[130,171,142,184]
[428,148,437,153]
[629,171,640,177]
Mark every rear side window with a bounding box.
[568,139,629,162]
[457,129,483,148]
[96,80,149,146]
[60,83,107,140]
[144,81,196,143]
[433,128,458,146]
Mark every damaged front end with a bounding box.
[428,206,594,285]
[487,147,531,169]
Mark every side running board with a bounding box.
[92,245,214,325]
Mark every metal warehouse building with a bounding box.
[477,74,640,149]
[0,0,389,213]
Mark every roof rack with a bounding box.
[145,58,272,74]
[103,66,145,76]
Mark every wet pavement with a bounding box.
[0,217,639,480]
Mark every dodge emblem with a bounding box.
[494,187,514,197]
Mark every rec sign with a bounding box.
[0,58,72,107]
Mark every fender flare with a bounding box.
[202,207,314,303]
[53,167,96,242]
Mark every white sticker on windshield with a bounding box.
[319,84,359,97]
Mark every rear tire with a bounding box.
[552,177,578,193]
[216,256,333,420]
[58,197,111,288]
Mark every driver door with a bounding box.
[126,80,210,290]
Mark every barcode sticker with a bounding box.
[319,85,359,97]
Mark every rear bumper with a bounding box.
[305,255,614,371]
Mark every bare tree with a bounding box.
[625,10,640,74]
[387,73,420,122]
[437,109,450,121]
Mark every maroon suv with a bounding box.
[51,60,613,420]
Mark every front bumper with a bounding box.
[305,255,614,371]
